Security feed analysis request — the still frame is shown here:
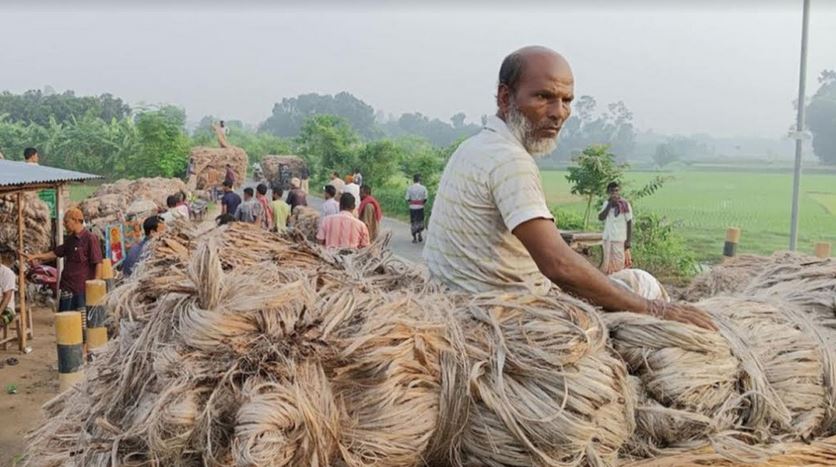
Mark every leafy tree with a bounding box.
[380,112,479,147]
[130,106,191,178]
[295,115,360,180]
[356,140,403,188]
[652,143,679,168]
[807,70,836,165]
[549,96,637,162]
[260,92,378,139]
[450,112,466,129]
[0,89,131,126]
[565,145,626,229]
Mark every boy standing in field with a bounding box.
[598,181,633,274]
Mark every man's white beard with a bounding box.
[506,104,558,157]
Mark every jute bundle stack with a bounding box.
[290,206,320,242]
[744,257,836,321]
[617,434,836,467]
[683,252,818,302]
[606,296,835,462]
[0,192,53,253]
[26,221,638,467]
[260,155,308,189]
[190,146,248,190]
[78,177,187,224]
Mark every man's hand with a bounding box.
[647,300,717,331]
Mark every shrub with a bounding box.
[631,213,698,284]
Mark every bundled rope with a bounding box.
[606,296,835,462]
[682,252,823,302]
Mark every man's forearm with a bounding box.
[32,251,58,262]
[0,292,12,312]
[546,247,648,313]
[95,262,103,280]
[598,205,610,221]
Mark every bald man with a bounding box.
[424,46,715,330]
[28,208,103,311]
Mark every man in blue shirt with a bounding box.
[221,180,242,216]
[122,215,165,277]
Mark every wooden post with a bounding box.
[85,279,108,351]
[54,183,63,305]
[723,227,741,257]
[815,242,832,258]
[55,311,84,391]
[16,192,28,352]
[100,259,114,291]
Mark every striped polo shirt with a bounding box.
[423,115,553,295]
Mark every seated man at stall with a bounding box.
[122,215,166,277]
[0,247,17,329]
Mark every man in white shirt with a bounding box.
[598,181,633,274]
[405,174,429,243]
[343,176,361,215]
[424,45,715,331]
[0,248,17,329]
[320,185,340,220]
[329,172,346,198]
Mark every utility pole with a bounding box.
[789,0,811,251]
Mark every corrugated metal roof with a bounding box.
[0,160,101,189]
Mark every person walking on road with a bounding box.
[320,185,340,220]
[329,172,346,198]
[27,208,102,311]
[598,181,633,275]
[343,175,360,215]
[286,178,308,212]
[316,193,370,249]
[300,165,310,193]
[358,185,383,241]
[256,183,274,230]
[235,187,262,224]
[406,174,428,243]
[220,180,241,216]
[271,188,291,232]
[423,45,715,331]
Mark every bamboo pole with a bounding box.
[17,192,28,352]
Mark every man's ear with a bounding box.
[496,84,511,116]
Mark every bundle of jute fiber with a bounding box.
[78,177,187,222]
[744,257,836,321]
[290,205,320,242]
[450,292,636,467]
[190,146,248,190]
[0,192,53,253]
[682,252,819,302]
[260,155,308,190]
[617,434,836,467]
[605,296,834,462]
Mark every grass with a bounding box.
[542,169,836,262]
[68,183,99,202]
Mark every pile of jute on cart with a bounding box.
[25,222,836,466]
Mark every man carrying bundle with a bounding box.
[424,46,715,331]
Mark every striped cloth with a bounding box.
[423,115,553,295]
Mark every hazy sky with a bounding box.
[2,1,835,138]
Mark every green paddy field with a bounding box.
[542,169,836,262]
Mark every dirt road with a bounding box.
[0,306,60,466]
